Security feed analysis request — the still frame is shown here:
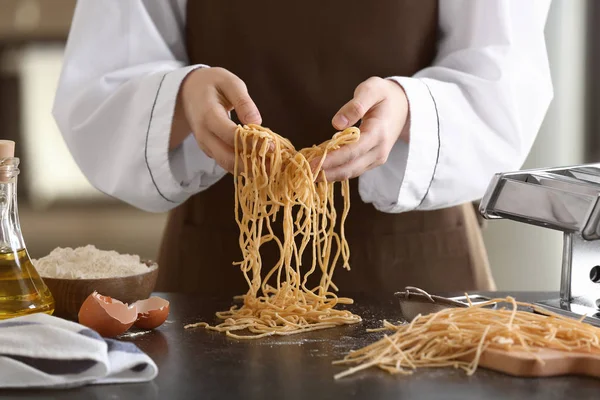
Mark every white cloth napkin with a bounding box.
[0,313,158,389]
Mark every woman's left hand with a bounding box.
[316,77,410,182]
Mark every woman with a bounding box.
[52,0,553,297]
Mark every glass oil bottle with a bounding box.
[0,140,54,319]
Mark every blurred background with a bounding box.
[0,0,594,291]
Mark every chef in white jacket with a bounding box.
[52,0,553,295]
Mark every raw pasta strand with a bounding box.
[333,296,600,379]
[185,124,362,338]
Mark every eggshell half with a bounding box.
[132,296,170,329]
[78,291,138,337]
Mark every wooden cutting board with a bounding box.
[475,348,600,378]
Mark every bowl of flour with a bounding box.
[33,245,159,321]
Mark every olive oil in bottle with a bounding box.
[0,248,54,318]
[0,140,54,319]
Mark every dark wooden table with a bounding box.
[2,291,600,400]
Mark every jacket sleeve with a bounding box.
[52,0,226,213]
[358,0,554,213]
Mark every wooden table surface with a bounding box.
[2,291,600,400]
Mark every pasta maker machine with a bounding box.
[479,163,600,327]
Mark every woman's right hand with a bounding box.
[170,67,262,173]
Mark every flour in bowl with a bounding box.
[32,245,155,279]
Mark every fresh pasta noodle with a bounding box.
[333,296,600,379]
[184,124,362,338]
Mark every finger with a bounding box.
[217,74,262,125]
[205,105,238,147]
[195,139,213,159]
[205,101,274,155]
[323,145,383,182]
[236,134,275,155]
[319,128,379,171]
[316,112,386,172]
[332,77,385,130]
[197,128,237,173]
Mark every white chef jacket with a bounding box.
[52,0,553,214]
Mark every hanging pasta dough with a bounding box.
[185,124,362,338]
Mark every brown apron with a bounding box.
[156,0,496,298]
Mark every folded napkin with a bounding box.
[0,313,158,389]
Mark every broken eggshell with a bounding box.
[78,292,170,337]
[132,296,170,330]
[78,291,137,337]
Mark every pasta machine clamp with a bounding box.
[479,163,600,327]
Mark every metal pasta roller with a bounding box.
[479,163,600,327]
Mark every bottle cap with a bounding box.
[0,140,15,159]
